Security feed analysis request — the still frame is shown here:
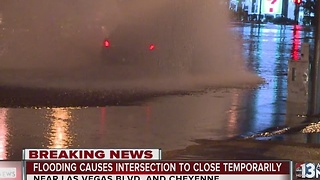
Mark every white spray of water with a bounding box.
[0,0,262,91]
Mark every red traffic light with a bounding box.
[293,0,302,4]
[104,40,110,47]
[149,44,155,50]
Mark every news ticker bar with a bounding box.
[0,148,315,180]
[22,149,162,160]
[1,160,293,180]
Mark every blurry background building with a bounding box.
[228,0,315,25]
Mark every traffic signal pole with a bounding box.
[258,0,262,22]
[309,0,320,116]
[294,4,299,23]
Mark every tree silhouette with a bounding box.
[302,0,316,25]
[303,0,316,16]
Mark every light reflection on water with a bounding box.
[226,92,241,138]
[291,25,302,61]
[46,108,73,148]
[0,108,8,160]
[1,90,239,160]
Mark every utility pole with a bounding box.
[258,0,262,22]
[237,0,243,21]
[294,4,299,24]
[309,0,320,116]
[251,0,256,16]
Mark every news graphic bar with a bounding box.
[24,161,291,180]
[0,161,22,180]
[23,149,162,160]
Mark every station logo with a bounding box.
[296,163,320,179]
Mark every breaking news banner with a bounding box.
[24,161,291,180]
[0,161,22,180]
[295,162,320,179]
[22,149,162,160]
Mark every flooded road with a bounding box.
[0,23,319,160]
[238,24,318,141]
[1,88,247,160]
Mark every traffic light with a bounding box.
[293,0,302,5]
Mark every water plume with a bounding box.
[0,0,262,92]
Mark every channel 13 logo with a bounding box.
[296,163,320,178]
